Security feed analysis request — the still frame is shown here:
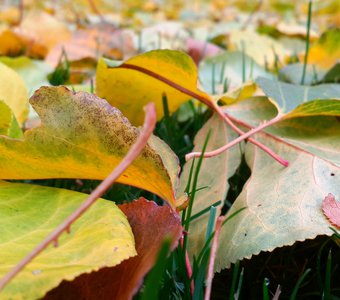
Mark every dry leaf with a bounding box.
[322,193,340,228]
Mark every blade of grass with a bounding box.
[186,200,222,225]
[193,204,218,297]
[229,261,240,300]
[234,268,244,300]
[290,268,311,300]
[263,278,270,300]
[300,0,312,85]
[323,250,332,300]
[182,131,211,252]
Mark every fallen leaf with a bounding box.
[215,130,339,270]
[0,29,25,56]
[256,77,340,118]
[0,181,136,300]
[307,28,340,69]
[322,193,340,228]
[279,63,326,85]
[0,56,52,96]
[209,95,340,269]
[0,86,179,208]
[0,61,29,124]
[0,100,22,138]
[186,38,223,65]
[96,49,212,125]
[15,11,71,56]
[44,198,182,300]
[46,24,134,67]
[228,30,287,67]
[225,96,340,165]
[177,113,241,259]
[199,51,272,94]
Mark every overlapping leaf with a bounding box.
[0,56,52,96]
[256,77,340,118]
[96,49,212,125]
[44,198,182,300]
[0,86,179,207]
[212,95,340,269]
[215,130,340,270]
[225,97,340,165]
[199,51,272,94]
[0,181,135,300]
[0,100,22,138]
[0,61,29,124]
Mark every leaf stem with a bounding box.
[0,103,157,292]
[204,216,224,300]
[186,104,288,166]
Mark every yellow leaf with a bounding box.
[0,62,28,124]
[0,86,178,208]
[0,29,25,56]
[0,100,22,138]
[0,181,136,300]
[96,50,212,126]
[307,28,340,69]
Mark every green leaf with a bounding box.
[0,181,136,300]
[0,100,22,138]
[0,61,29,124]
[215,129,340,271]
[177,113,242,258]
[96,50,211,125]
[0,86,179,208]
[255,77,340,118]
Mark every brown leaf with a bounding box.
[44,198,182,300]
[322,193,340,228]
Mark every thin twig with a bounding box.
[186,109,288,167]
[0,103,157,292]
[118,63,288,166]
[204,216,224,300]
[301,0,312,85]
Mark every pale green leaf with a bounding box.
[0,181,136,300]
[199,51,273,94]
[0,56,52,96]
[0,100,22,138]
[225,97,340,165]
[216,131,339,270]
[0,61,29,124]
